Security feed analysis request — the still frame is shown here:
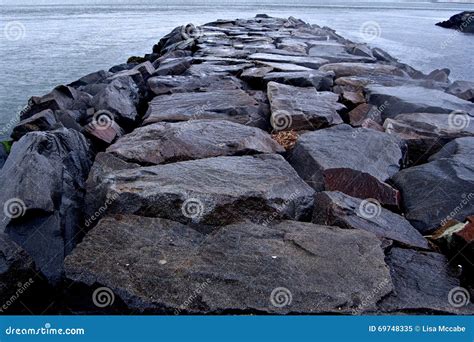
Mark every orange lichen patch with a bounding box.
[271,130,299,150]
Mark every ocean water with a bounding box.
[0,1,473,138]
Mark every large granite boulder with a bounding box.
[64,216,392,314]
[367,85,474,119]
[384,112,474,164]
[142,88,268,128]
[379,248,472,314]
[0,128,92,283]
[11,109,62,140]
[267,82,344,131]
[91,76,140,128]
[86,154,315,226]
[106,120,283,165]
[289,124,403,206]
[312,191,429,249]
[20,85,92,121]
[391,137,474,234]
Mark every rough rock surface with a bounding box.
[312,191,429,249]
[0,129,92,283]
[106,120,283,165]
[65,215,393,314]
[367,85,474,119]
[0,233,36,307]
[379,248,471,314]
[143,89,268,128]
[267,82,344,131]
[319,63,406,78]
[391,137,474,233]
[384,112,474,164]
[86,154,315,225]
[446,80,474,102]
[289,124,402,206]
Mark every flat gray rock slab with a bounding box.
[367,85,474,119]
[379,247,473,314]
[86,154,315,225]
[64,215,392,314]
[289,124,403,206]
[312,191,429,249]
[391,137,474,233]
[267,81,344,131]
[319,62,406,78]
[147,75,244,95]
[248,53,328,69]
[308,42,376,63]
[142,88,267,128]
[106,120,283,165]
[263,70,334,90]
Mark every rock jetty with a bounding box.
[1,15,473,315]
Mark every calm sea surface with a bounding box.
[1,1,473,138]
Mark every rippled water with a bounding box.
[0,1,473,138]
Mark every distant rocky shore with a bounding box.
[436,11,474,33]
[0,15,473,315]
